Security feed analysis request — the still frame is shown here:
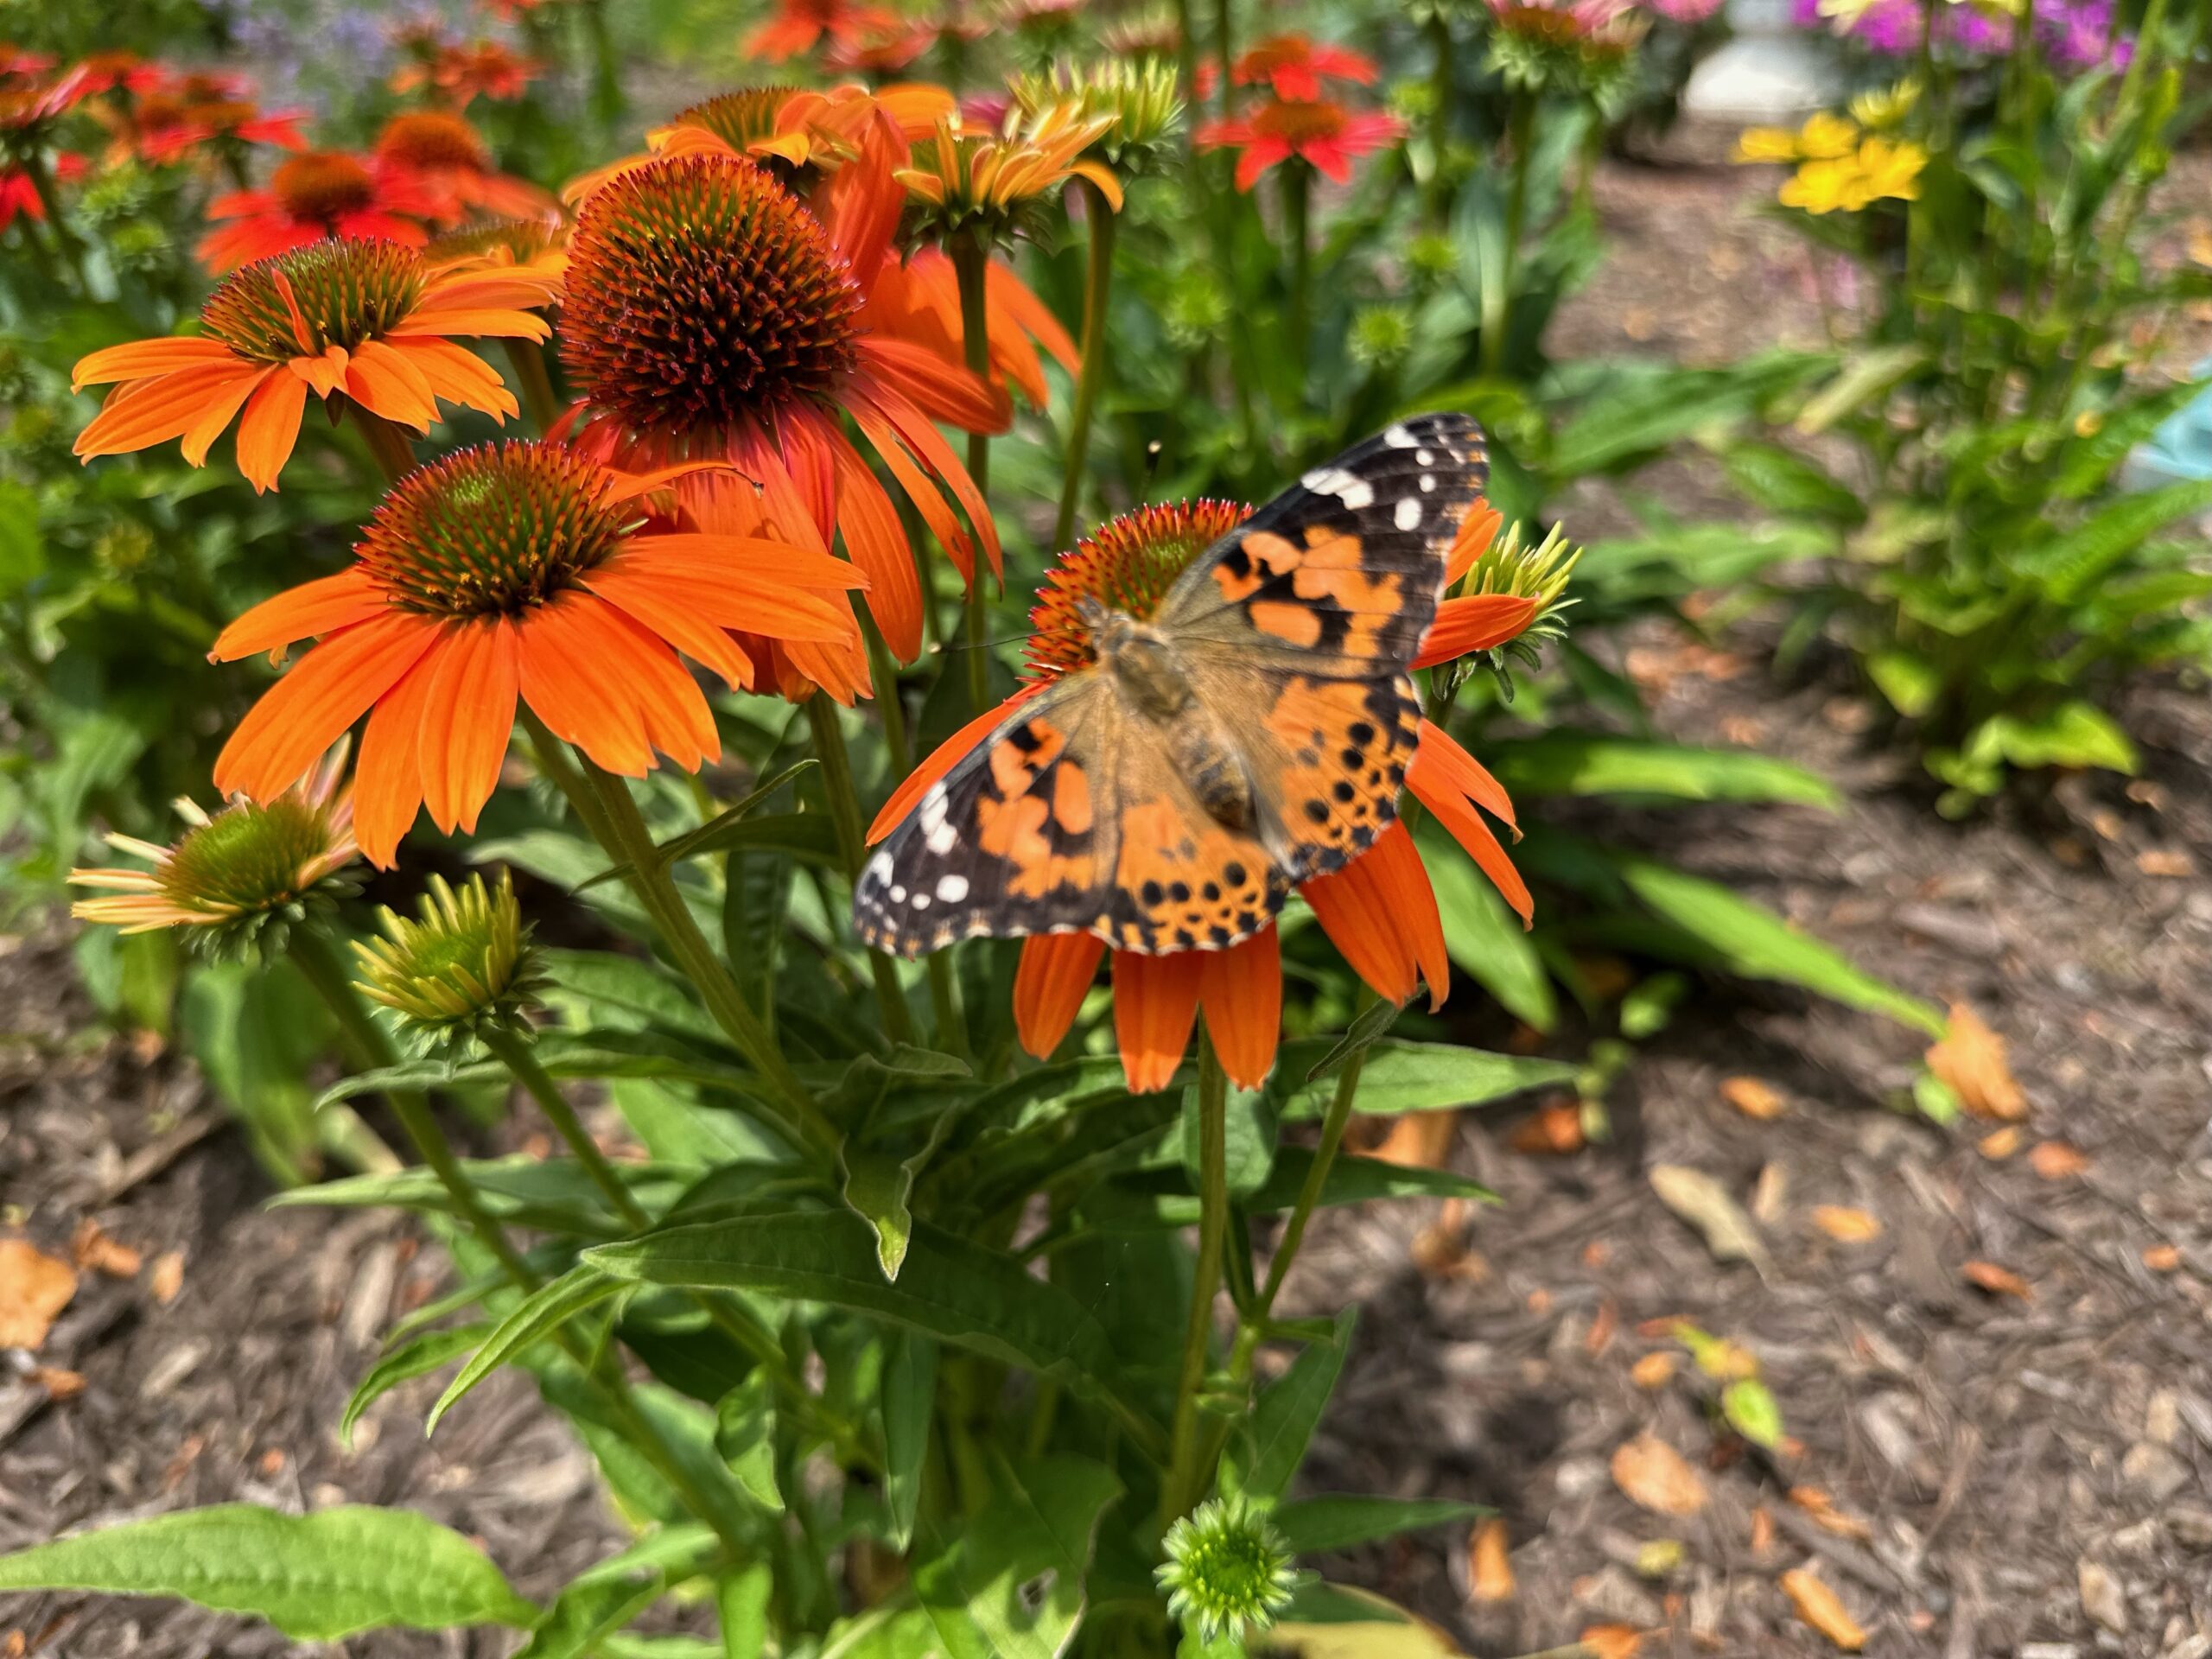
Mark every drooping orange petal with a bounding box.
[74,364,265,459]
[180,365,278,467]
[867,683,1046,843]
[580,563,758,690]
[343,338,439,432]
[1112,948,1203,1094]
[391,336,518,420]
[1301,822,1450,1009]
[213,614,440,801]
[1198,924,1282,1090]
[1014,931,1107,1059]
[988,259,1078,376]
[775,403,839,542]
[1411,594,1540,669]
[1408,721,1519,832]
[516,592,718,776]
[1410,776,1533,926]
[1444,499,1504,583]
[72,335,238,391]
[391,307,552,341]
[233,370,309,493]
[856,335,1011,436]
[728,421,832,556]
[418,615,520,835]
[211,567,386,663]
[848,396,976,584]
[829,425,923,660]
[850,379,1003,578]
[615,534,868,593]
[353,645,440,867]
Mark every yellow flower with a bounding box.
[1815,0,1886,24]
[1734,125,1802,163]
[1848,78,1920,130]
[1798,111,1860,159]
[1854,137,1926,202]
[896,105,1122,242]
[1778,155,1863,213]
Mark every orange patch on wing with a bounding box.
[1249,600,1323,646]
[1208,528,1303,603]
[1112,796,1275,950]
[1263,676,1407,863]
[1053,762,1093,833]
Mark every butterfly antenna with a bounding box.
[931,625,1084,655]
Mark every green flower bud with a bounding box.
[1155,1497,1299,1645]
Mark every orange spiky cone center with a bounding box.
[198,239,426,364]
[1026,499,1251,680]
[270,150,378,220]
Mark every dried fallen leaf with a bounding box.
[2137,848,2196,878]
[1977,1126,2021,1159]
[1373,1110,1458,1170]
[1649,1165,1770,1276]
[1789,1485,1873,1542]
[148,1249,184,1306]
[1509,1100,1586,1156]
[1812,1205,1884,1243]
[1963,1260,2033,1300]
[2143,1243,2183,1274]
[1926,1004,2026,1121]
[2029,1141,2090,1180]
[1720,1077,1785,1120]
[1630,1351,1676,1389]
[1751,1161,1789,1226]
[70,1218,141,1279]
[1585,1299,1618,1356]
[1468,1518,1513,1603]
[1611,1433,1708,1517]
[1781,1567,1866,1651]
[0,1238,78,1351]
[1750,1506,1776,1554]
[1579,1624,1642,1659]
[1631,1538,1681,1579]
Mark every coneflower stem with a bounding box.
[1212,0,1236,118]
[950,232,996,717]
[805,696,920,1049]
[564,742,844,1164]
[1052,179,1119,554]
[21,153,88,292]
[480,1027,650,1230]
[1282,160,1313,368]
[1161,1032,1231,1525]
[503,339,563,435]
[349,406,419,487]
[1426,12,1456,228]
[293,928,760,1559]
[287,927,538,1288]
[859,612,911,772]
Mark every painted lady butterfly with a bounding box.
[855,413,1490,957]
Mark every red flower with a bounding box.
[71,51,164,96]
[391,39,544,105]
[101,72,307,167]
[0,151,83,230]
[1196,98,1405,192]
[744,0,909,63]
[866,499,1539,1093]
[198,149,448,273]
[372,111,557,223]
[1197,34,1379,102]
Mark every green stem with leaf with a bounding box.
[805,696,918,1048]
[1160,1033,1231,1524]
[950,231,997,717]
[1052,178,1120,554]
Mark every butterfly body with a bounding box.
[856,414,1490,959]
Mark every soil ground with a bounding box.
[8,132,2212,1658]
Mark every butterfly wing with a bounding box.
[852,673,1289,958]
[1156,412,1489,886]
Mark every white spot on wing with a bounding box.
[1382,423,1415,448]
[918,785,947,832]
[889,885,906,903]
[1415,449,1434,466]
[925,821,958,855]
[864,850,893,887]
[1394,497,1422,531]
[911,891,931,909]
[1419,474,1435,492]
[936,874,969,903]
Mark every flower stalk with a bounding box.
[1161,1031,1232,1525]
[805,696,919,1047]
[950,229,997,716]
[349,404,419,486]
[1052,176,1120,554]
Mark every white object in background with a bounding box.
[1683,0,1839,123]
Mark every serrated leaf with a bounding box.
[516,1573,664,1659]
[1269,1496,1490,1554]
[430,1265,620,1433]
[0,1505,534,1639]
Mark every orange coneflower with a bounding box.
[556,143,1006,669]
[197,148,447,271]
[71,741,359,957]
[373,111,558,224]
[745,0,910,63]
[1196,96,1405,192]
[72,238,556,492]
[1196,34,1379,101]
[391,38,543,105]
[0,150,82,231]
[100,72,308,168]
[423,212,569,286]
[864,496,1552,1093]
[206,440,868,866]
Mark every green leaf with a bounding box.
[1249,1149,1494,1211]
[912,1452,1122,1659]
[714,1373,783,1510]
[716,1562,773,1659]
[1483,735,1840,809]
[1418,825,1554,1030]
[1720,441,1864,524]
[1303,998,1400,1084]
[1185,1081,1277,1200]
[587,1213,1141,1415]
[1721,1377,1783,1450]
[429,1266,620,1434]
[341,1323,489,1446]
[515,1574,664,1659]
[1985,701,2137,773]
[1613,856,1943,1036]
[1548,353,1827,479]
[2018,480,2212,602]
[0,1505,534,1639]
[1866,650,1941,718]
[1224,1310,1356,1504]
[1789,344,1926,435]
[880,1332,937,1552]
[1269,1496,1490,1554]
[1274,1041,1573,1121]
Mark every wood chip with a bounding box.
[1721,1077,1785,1120]
[1509,1101,1586,1155]
[0,1239,78,1351]
[2028,1141,2089,1179]
[1611,1432,1709,1517]
[148,1249,184,1306]
[1789,1485,1873,1542]
[2136,848,2195,878]
[1630,1352,1676,1389]
[1469,1517,1514,1602]
[1372,1110,1457,1170]
[1963,1260,2033,1300]
[69,1218,141,1279]
[1813,1206,1884,1243]
[1977,1127,2022,1159]
[1579,1625,1642,1659]
[1926,1004,2026,1120]
[1782,1567,1867,1650]
[2143,1244,2183,1273]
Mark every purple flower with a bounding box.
[1797,0,2133,70]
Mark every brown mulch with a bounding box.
[7,131,2212,1658]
